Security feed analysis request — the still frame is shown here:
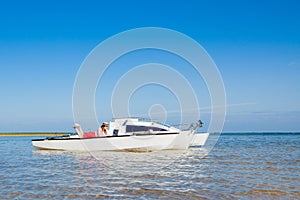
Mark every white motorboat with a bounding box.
[32,118,209,151]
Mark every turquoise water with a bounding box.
[0,134,299,199]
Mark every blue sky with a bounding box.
[0,0,299,132]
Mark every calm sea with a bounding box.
[0,133,299,199]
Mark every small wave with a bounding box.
[235,189,287,196]
[65,194,109,198]
[121,188,205,199]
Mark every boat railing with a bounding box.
[172,123,189,129]
[173,120,204,131]
[112,117,172,128]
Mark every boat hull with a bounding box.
[190,133,209,146]
[32,131,209,151]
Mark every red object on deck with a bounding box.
[83,132,96,138]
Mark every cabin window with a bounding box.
[126,125,167,132]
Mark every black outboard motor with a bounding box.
[113,129,119,136]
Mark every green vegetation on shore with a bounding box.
[0,132,70,137]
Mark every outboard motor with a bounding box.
[113,129,119,136]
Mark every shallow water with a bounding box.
[0,134,299,199]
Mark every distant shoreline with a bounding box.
[213,132,300,135]
[0,132,70,137]
[0,132,299,137]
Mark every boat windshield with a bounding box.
[126,125,167,133]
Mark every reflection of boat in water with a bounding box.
[32,118,209,151]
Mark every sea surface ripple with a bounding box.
[0,134,299,199]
